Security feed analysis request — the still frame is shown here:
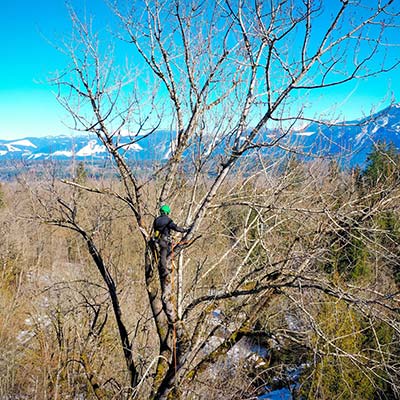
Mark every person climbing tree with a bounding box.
[152,204,189,324]
[153,204,188,277]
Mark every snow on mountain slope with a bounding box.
[119,142,143,151]
[76,140,106,156]
[5,144,22,152]
[50,150,74,157]
[8,139,37,148]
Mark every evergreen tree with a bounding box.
[74,161,88,184]
[361,142,400,285]
[362,141,400,188]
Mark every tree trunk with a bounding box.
[83,232,139,390]
[145,242,175,397]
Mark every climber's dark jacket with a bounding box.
[153,215,187,241]
[153,215,187,276]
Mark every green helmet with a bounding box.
[160,204,171,215]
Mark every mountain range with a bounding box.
[293,103,400,165]
[1,104,399,167]
[0,130,173,163]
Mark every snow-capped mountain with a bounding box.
[0,131,173,162]
[1,104,399,166]
[292,103,400,164]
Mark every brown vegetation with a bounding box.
[0,148,399,399]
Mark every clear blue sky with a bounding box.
[1,1,68,139]
[0,0,112,140]
[1,0,399,140]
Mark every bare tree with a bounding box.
[37,1,400,398]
